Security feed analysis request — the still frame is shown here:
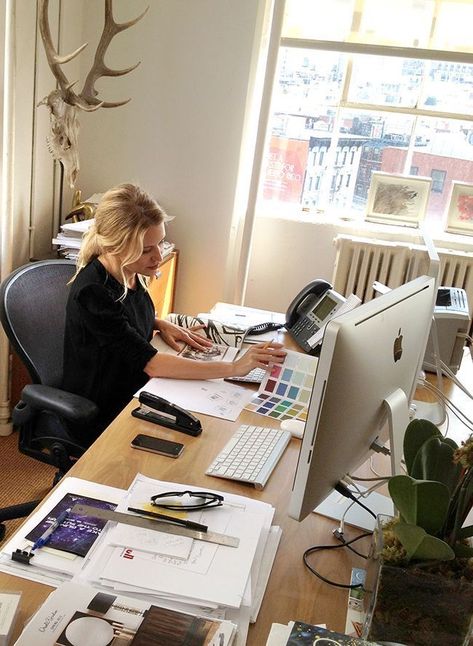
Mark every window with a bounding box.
[431,169,447,193]
[258,0,473,230]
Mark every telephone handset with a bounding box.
[286,279,346,354]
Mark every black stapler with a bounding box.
[131,391,202,436]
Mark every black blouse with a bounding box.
[62,258,157,441]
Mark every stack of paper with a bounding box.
[14,581,236,645]
[0,475,281,645]
[77,474,281,642]
[205,303,286,344]
[52,218,175,261]
[208,303,285,329]
[52,219,93,260]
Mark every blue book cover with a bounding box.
[25,493,117,557]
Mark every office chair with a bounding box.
[0,259,98,540]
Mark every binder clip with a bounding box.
[132,392,202,437]
[11,548,34,564]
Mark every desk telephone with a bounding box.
[285,279,346,354]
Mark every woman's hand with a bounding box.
[232,342,286,377]
[155,319,213,352]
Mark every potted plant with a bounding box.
[362,418,473,646]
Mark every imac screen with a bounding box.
[288,275,436,522]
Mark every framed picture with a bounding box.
[365,172,432,227]
[444,181,473,235]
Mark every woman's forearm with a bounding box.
[144,352,236,379]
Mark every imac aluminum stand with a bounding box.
[314,389,406,530]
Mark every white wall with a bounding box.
[72,0,268,315]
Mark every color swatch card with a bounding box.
[245,350,318,421]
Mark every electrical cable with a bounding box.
[302,481,376,588]
[419,379,473,432]
[333,527,369,558]
[303,532,372,589]
[438,360,473,399]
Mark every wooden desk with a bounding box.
[2,349,472,644]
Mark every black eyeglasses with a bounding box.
[150,490,224,511]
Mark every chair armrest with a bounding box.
[20,384,98,423]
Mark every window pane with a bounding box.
[324,110,415,216]
[359,0,434,48]
[349,56,425,108]
[262,136,309,204]
[420,61,473,114]
[283,0,441,50]
[272,48,345,116]
[431,169,446,193]
[283,0,355,41]
[262,49,345,207]
[411,117,473,222]
[434,2,473,53]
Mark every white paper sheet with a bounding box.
[135,377,254,421]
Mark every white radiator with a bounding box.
[332,234,473,317]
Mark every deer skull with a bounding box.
[39,90,80,188]
[38,0,148,188]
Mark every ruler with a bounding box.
[71,504,239,548]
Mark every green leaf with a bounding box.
[410,436,462,493]
[403,419,442,475]
[394,523,455,561]
[388,475,449,534]
[443,437,460,451]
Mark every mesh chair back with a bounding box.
[0,260,76,388]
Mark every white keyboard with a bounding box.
[206,424,291,489]
[224,367,266,384]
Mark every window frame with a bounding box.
[254,1,473,227]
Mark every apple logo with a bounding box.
[393,328,403,362]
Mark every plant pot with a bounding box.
[362,516,473,646]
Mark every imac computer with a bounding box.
[288,275,437,527]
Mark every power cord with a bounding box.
[334,483,377,519]
[303,532,372,589]
[302,483,375,589]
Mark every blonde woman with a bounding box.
[62,183,285,441]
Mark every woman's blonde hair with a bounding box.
[74,183,171,296]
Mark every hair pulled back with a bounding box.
[74,183,171,293]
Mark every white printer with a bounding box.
[423,287,471,374]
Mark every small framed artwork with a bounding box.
[444,181,473,235]
[365,172,432,227]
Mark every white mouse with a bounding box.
[280,419,305,439]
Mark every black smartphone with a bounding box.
[130,434,184,458]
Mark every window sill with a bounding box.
[256,207,473,254]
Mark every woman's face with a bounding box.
[126,223,166,277]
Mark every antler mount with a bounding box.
[39,0,148,187]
